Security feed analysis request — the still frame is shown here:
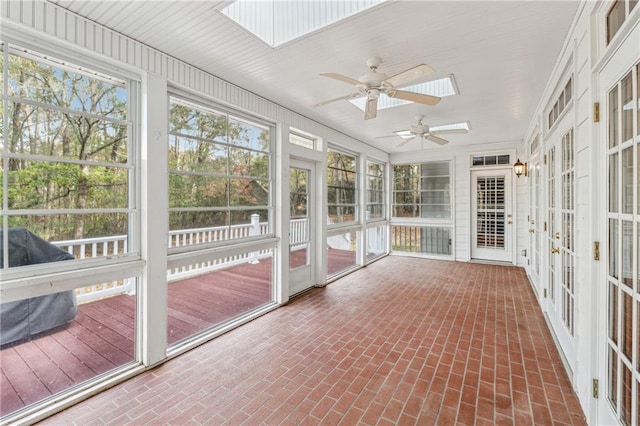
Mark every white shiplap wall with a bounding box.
[0,0,388,161]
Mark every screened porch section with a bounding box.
[0,219,356,418]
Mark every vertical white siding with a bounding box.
[454,154,470,261]
[572,9,593,414]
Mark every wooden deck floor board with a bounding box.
[82,296,136,336]
[0,370,23,412]
[32,334,95,384]
[72,311,134,357]
[48,329,121,375]
[12,341,75,395]
[0,348,52,407]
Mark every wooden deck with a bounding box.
[0,249,357,417]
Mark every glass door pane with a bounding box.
[607,61,640,426]
[290,167,310,270]
[476,176,506,249]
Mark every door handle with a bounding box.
[555,232,560,239]
[551,247,560,254]
[529,229,535,234]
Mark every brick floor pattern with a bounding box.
[42,257,586,425]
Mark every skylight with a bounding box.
[221,0,386,47]
[349,76,458,111]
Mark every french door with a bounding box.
[604,62,639,426]
[528,151,543,293]
[471,169,513,262]
[546,130,577,371]
[289,159,315,295]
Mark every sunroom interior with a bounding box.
[1,0,640,425]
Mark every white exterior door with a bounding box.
[601,60,640,426]
[545,131,577,372]
[528,150,543,295]
[471,169,513,262]
[289,160,315,296]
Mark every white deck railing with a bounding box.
[50,217,389,304]
[289,218,308,250]
[52,215,289,304]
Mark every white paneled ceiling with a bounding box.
[49,0,580,153]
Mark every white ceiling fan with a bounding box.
[382,116,470,146]
[315,57,441,120]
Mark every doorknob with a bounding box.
[555,232,560,239]
[551,247,560,254]
[529,229,535,234]
[507,220,513,225]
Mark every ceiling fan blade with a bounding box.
[426,134,449,145]
[314,92,362,107]
[388,90,440,106]
[397,136,416,147]
[320,73,362,86]
[364,97,378,120]
[385,64,435,88]
[432,129,468,135]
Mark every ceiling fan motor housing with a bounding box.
[367,88,381,99]
[359,71,387,88]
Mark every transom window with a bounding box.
[471,154,511,167]
[289,132,315,150]
[548,77,573,129]
[607,0,638,44]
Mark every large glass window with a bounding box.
[327,149,357,224]
[366,160,385,221]
[393,161,451,219]
[1,44,134,267]
[166,249,274,345]
[392,161,453,258]
[166,97,275,347]
[0,272,139,417]
[168,97,272,249]
[0,42,138,418]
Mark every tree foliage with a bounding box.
[2,52,271,244]
[3,53,128,240]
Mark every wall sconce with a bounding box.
[513,158,527,178]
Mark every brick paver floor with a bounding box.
[42,257,586,425]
